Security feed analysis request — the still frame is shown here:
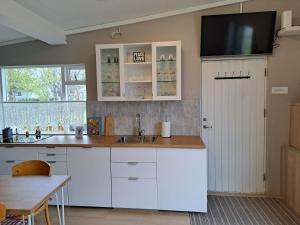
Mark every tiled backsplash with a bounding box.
[87,99,200,136]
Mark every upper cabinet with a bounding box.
[96,44,124,101]
[95,41,181,101]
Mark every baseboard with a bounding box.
[208,192,282,199]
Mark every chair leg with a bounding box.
[44,205,52,225]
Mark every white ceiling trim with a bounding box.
[0,36,34,47]
[0,0,66,45]
[65,0,249,35]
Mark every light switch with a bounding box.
[272,87,289,94]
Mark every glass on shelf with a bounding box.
[156,45,177,97]
[100,48,121,97]
[102,83,120,97]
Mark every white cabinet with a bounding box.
[67,147,111,207]
[96,41,181,101]
[0,147,38,175]
[95,44,125,101]
[112,178,157,209]
[37,147,68,205]
[157,148,207,212]
[111,148,157,209]
[152,41,181,100]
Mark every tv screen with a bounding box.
[201,11,277,57]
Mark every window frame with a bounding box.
[0,64,86,102]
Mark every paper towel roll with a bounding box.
[161,121,171,138]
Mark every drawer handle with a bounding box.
[47,161,57,164]
[4,146,14,148]
[128,177,139,181]
[82,146,92,149]
[128,162,138,165]
[46,146,56,149]
[5,160,15,163]
[46,154,56,157]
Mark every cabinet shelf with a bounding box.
[125,62,152,65]
[157,80,176,82]
[101,81,120,84]
[125,80,152,83]
[101,62,119,65]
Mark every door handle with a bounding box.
[203,125,212,129]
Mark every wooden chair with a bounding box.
[11,160,52,225]
[0,202,27,225]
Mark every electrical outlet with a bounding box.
[272,87,289,94]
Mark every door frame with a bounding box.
[200,56,268,193]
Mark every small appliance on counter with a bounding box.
[2,127,13,143]
[161,121,171,138]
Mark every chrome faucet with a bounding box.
[136,113,144,138]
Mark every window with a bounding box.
[0,65,87,134]
[1,65,86,102]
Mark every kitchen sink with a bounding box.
[116,135,157,144]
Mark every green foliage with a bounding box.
[5,67,62,101]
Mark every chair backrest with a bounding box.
[0,202,6,222]
[12,160,51,176]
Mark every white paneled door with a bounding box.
[202,58,266,193]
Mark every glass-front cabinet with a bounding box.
[152,41,181,100]
[95,41,181,101]
[96,45,124,101]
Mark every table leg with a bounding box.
[61,187,65,225]
[55,192,62,225]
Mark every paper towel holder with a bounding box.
[161,121,171,138]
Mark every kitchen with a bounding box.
[0,0,300,225]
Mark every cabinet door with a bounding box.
[157,148,207,212]
[67,147,111,207]
[96,44,125,101]
[152,41,181,100]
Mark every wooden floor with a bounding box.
[34,206,190,225]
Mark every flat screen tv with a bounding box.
[201,11,277,57]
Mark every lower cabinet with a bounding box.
[157,148,207,212]
[0,145,207,212]
[38,147,68,205]
[112,178,157,209]
[67,147,111,207]
[111,148,157,209]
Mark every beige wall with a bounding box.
[0,0,300,194]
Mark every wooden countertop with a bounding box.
[0,135,205,149]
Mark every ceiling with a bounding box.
[0,0,247,46]
[0,25,28,43]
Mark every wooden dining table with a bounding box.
[0,175,71,225]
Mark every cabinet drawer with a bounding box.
[0,160,23,175]
[0,148,37,160]
[39,153,66,162]
[112,178,157,209]
[111,148,156,162]
[38,147,67,154]
[47,161,68,206]
[111,163,156,178]
[47,161,67,175]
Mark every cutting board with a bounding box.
[105,113,114,136]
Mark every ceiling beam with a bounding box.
[0,0,66,45]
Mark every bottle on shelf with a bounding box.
[58,122,64,132]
